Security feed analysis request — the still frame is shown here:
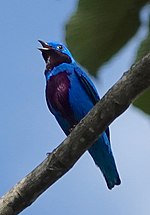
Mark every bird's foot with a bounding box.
[69,124,76,133]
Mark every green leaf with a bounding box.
[133,88,150,115]
[136,23,150,61]
[133,21,150,115]
[66,0,148,76]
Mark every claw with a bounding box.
[69,124,76,133]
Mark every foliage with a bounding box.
[134,22,150,114]
[66,0,150,115]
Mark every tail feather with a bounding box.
[88,132,121,190]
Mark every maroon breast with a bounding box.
[46,72,74,122]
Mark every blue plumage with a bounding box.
[39,40,121,189]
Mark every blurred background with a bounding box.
[0,0,150,214]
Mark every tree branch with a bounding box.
[1,54,150,215]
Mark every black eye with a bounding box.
[57,45,63,50]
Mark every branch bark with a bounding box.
[1,54,150,215]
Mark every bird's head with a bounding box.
[38,40,74,70]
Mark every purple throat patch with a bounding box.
[46,71,76,124]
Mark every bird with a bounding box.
[38,40,121,189]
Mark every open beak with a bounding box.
[38,40,54,63]
[38,40,52,52]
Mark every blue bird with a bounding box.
[38,40,121,189]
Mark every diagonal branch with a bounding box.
[0,54,150,215]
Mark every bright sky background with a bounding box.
[0,1,150,215]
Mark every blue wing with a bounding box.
[74,67,100,104]
[74,66,120,189]
[74,67,110,141]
